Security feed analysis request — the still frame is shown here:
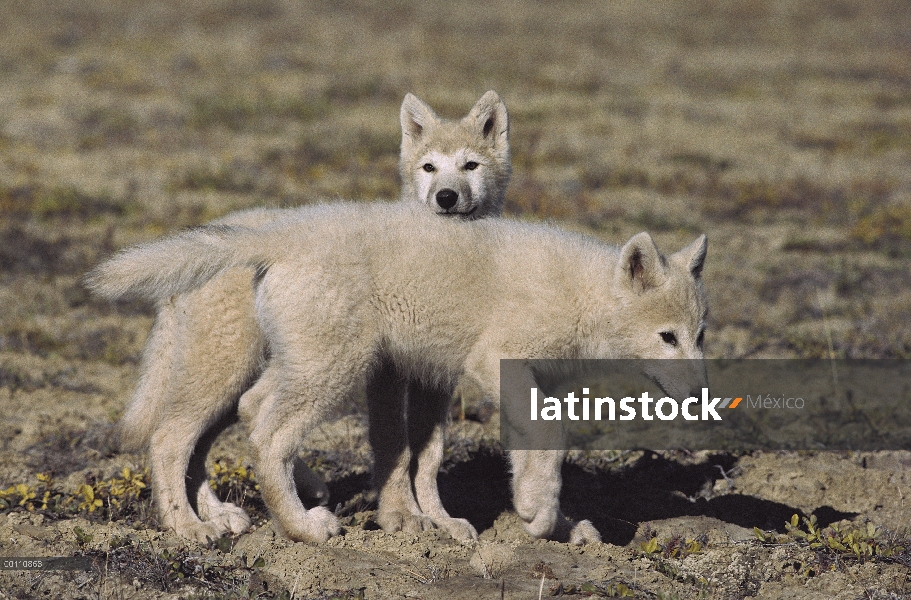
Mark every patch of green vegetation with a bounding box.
[352,130,399,163]
[33,187,117,220]
[578,163,651,191]
[754,514,910,565]
[0,363,44,391]
[504,177,611,224]
[780,331,835,359]
[325,76,400,104]
[855,123,911,153]
[0,326,63,357]
[550,579,638,597]
[0,468,151,524]
[790,132,853,153]
[667,152,732,171]
[630,210,701,234]
[575,163,899,232]
[0,325,138,364]
[208,459,266,521]
[780,236,851,253]
[73,525,93,545]
[636,532,711,589]
[639,533,707,559]
[77,106,140,150]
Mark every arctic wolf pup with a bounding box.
[88,202,709,545]
[119,91,511,542]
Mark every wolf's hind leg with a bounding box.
[370,361,435,534]
[150,407,250,542]
[118,301,177,453]
[150,274,261,540]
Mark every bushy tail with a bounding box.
[85,225,271,301]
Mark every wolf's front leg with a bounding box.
[509,450,601,545]
[509,449,562,538]
[239,367,330,506]
[409,381,478,542]
[250,403,341,543]
[498,360,600,544]
[369,362,435,534]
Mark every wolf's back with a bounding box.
[85,225,274,301]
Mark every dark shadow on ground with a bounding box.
[321,447,858,546]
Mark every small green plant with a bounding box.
[755,514,909,563]
[0,468,150,522]
[73,525,93,545]
[76,483,103,513]
[551,580,635,597]
[639,533,706,559]
[637,532,710,588]
[0,473,60,512]
[209,459,260,508]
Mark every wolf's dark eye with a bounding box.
[696,330,705,349]
[660,331,678,347]
[422,163,435,172]
[464,161,479,170]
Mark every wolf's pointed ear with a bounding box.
[400,93,439,145]
[616,232,665,293]
[680,234,707,278]
[466,90,509,150]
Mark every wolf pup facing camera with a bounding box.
[117,91,511,543]
[88,201,709,545]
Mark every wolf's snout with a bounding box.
[435,189,458,210]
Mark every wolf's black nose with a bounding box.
[435,189,458,210]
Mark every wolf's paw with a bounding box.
[172,519,230,543]
[545,513,601,545]
[377,509,435,534]
[434,516,478,543]
[200,501,252,536]
[520,507,559,540]
[568,519,601,545]
[281,506,341,543]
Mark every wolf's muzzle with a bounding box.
[435,189,458,210]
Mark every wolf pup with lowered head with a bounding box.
[88,201,709,545]
[117,92,510,542]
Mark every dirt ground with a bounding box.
[1,1,910,598]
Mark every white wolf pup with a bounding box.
[88,202,709,545]
[118,91,511,542]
